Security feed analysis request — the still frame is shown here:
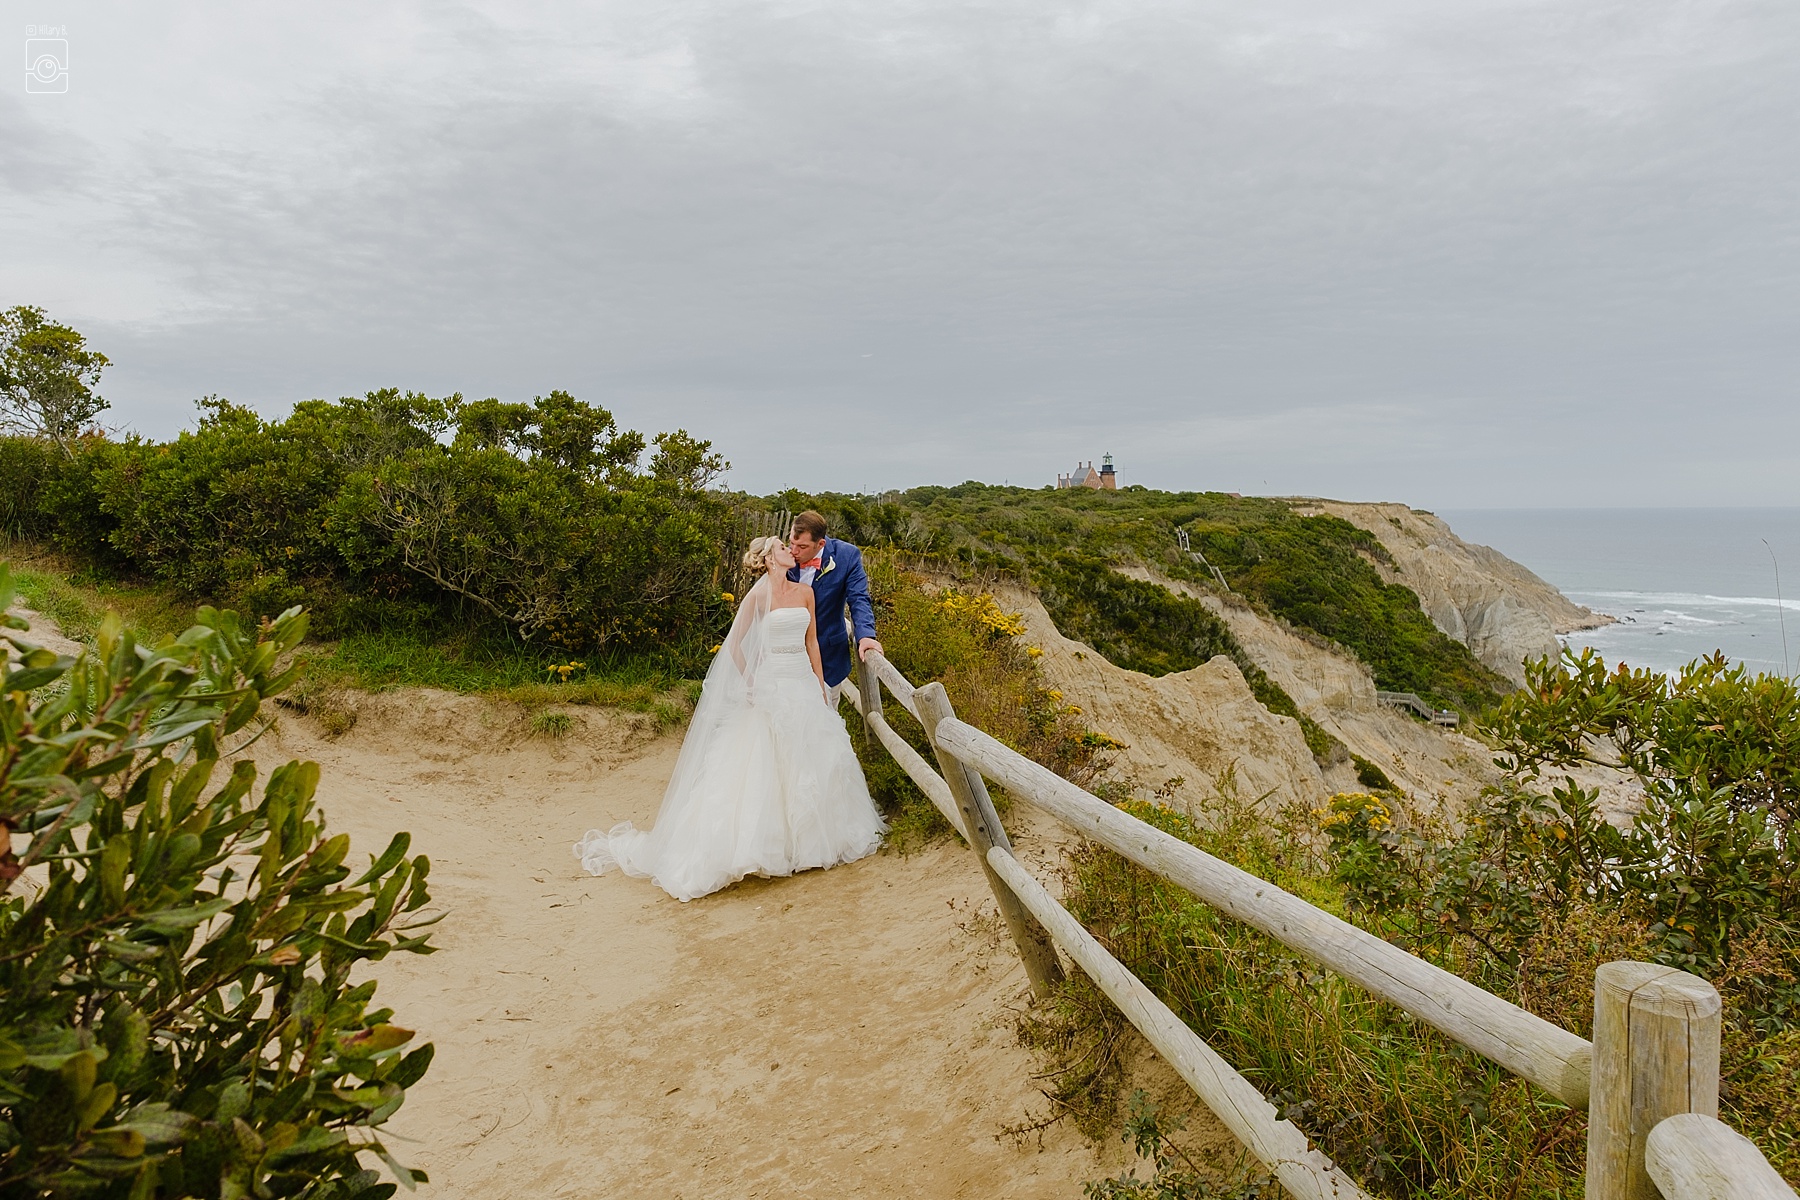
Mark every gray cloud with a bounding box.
[3,0,1797,502]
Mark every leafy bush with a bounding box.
[1323,774,1799,1183]
[1,566,438,1198]
[1490,647,1800,836]
[0,439,62,544]
[2,387,731,666]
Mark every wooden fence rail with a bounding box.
[845,643,1796,1200]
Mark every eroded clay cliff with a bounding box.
[1110,567,1506,817]
[1289,500,1611,686]
[977,574,1515,823]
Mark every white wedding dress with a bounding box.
[573,586,885,902]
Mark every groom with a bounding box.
[787,509,881,701]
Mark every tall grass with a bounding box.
[1029,787,1614,1197]
[5,545,701,726]
[294,628,699,725]
[5,552,201,646]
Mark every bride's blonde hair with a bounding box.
[742,534,784,575]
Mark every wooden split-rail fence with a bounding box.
[843,639,1796,1200]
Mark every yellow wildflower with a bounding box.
[937,590,1028,638]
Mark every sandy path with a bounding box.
[253,690,1120,1198]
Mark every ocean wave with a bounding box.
[1574,590,1800,613]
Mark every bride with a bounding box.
[573,535,886,901]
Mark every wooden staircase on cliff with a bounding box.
[1375,690,1461,726]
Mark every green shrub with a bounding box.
[0,438,60,544]
[1322,773,1799,1184]
[1351,754,1395,792]
[1,566,437,1197]
[4,386,733,666]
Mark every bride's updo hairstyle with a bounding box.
[742,535,784,575]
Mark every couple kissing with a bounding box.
[574,510,887,901]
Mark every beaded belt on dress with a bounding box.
[769,646,805,654]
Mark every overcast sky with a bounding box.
[4,1,1797,505]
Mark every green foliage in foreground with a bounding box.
[1,567,437,1198]
[1489,647,1800,839]
[773,482,1510,715]
[1044,647,1800,1196]
[1472,649,1799,1020]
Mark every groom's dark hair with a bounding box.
[791,510,828,540]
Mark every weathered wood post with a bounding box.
[855,645,882,740]
[1587,961,1723,1200]
[914,681,1065,999]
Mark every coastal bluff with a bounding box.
[1291,500,1612,686]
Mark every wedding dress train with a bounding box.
[573,592,885,902]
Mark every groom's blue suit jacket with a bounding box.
[787,537,877,688]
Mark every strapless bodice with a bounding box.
[763,606,811,655]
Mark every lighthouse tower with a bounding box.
[1056,456,1120,489]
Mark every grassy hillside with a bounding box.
[773,483,1512,715]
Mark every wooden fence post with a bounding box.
[914,681,1065,1000]
[1586,961,1723,1200]
[855,645,882,740]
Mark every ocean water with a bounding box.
[1437,509,1800,680]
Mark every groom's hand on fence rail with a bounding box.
[858,636,882,661]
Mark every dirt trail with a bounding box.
[251,690,1123,1199]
